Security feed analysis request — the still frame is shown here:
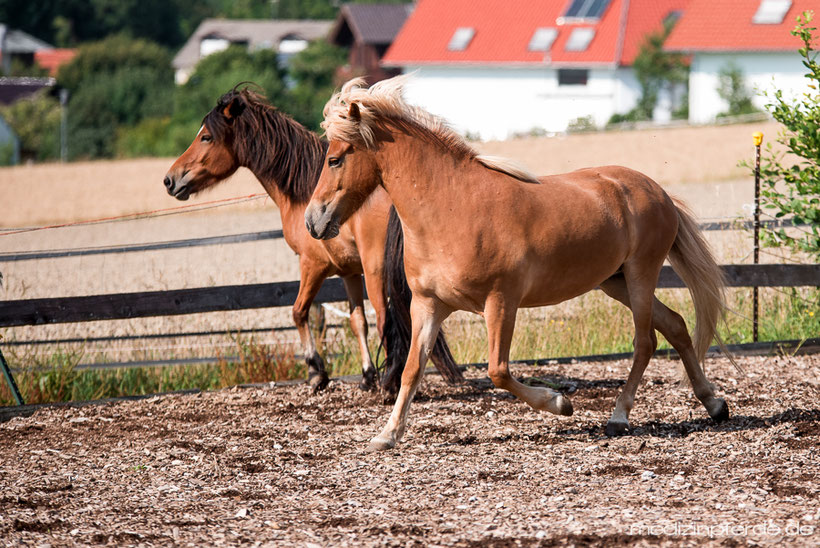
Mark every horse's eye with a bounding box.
[201,134,212,143]
[328,157,341,167]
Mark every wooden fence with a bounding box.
[1,264,817,328]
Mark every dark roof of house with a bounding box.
[0,24,53,53]
[329,3,413,46]
[173,19,332,70]
[0,77,55,105]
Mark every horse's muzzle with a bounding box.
[304,202,340,240]
[164,174,190,201]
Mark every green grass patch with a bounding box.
[1,288,816,406]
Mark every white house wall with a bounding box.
[689,52,808,123]
[400,66,642,140]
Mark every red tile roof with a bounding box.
[382,0,689,67]
[34,49,76,76]
[665,0,816,52]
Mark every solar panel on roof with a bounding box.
[752,0,792,24]
[563,0,611,20]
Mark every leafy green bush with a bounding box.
[717,63,760,117]
[286,40,348,131]
[757,12,820,257]
[0,90,60,161]
[58,34,174,159]
[173,45,287,128]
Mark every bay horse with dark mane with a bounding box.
[305,76,733,450]
[163,87,461,392]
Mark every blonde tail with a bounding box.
[667,199,738,370]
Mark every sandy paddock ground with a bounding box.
[0,120,791,358]
[0,354,818,546]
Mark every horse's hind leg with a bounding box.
[293,260,333,392]
[599,276,729,423]
[342,275,378,391]
[604,265,661,436]
[485,296,573,416]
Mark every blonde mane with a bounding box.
[322,75,540,184]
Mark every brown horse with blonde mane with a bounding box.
[163,86,461,392]
[305,76,732,451]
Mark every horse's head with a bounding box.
[305,103,382,240]
[163,92,248,200]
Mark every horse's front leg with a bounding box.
[342,275,378,391]
[369,296,451,451]
[293,259,333,392]
[484,296,573,415]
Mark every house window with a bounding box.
[752,0,792,24]
[558,69,588,86]
[528,28,558,52]
[200,36,230,57]
[565,28,595,51]
[562,0,612,21]
[448,27,475,51]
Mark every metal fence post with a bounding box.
[0,346,24,405]
[752,131,763,342]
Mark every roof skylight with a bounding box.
[448,27,475,51]
[528,27,558,52]
[565,27,595,52]
[752,0,792,24]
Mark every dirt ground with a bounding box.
[2,354,818,546]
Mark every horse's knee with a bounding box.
[292,304,309,327]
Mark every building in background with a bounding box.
[381,0,689,139]
[665,0,812,124]
[173,19,332,84]
[0,113,20,165]
[328,3,413,84]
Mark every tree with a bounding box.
[0,90,60,161]
[628,17,689,121]
[717,63,759,117]
[756,12,820,257]
[57,35,174,159]
[286,40,348,131]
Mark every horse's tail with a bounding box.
[381,206,463,393]
[667,199,737,369]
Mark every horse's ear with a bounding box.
[348,102,361,121]
[222,96,246,121]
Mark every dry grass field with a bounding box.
[0,120,799,370]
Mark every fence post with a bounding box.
[752,131,763,342]
[0,346,24,406]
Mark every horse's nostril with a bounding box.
[164,176,173,190]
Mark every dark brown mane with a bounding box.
[204,87,327,203]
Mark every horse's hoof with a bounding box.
[708,398,730,423]
[368,435,396,452]
[359,369,377,391]
[605,420,630,437]
[308,372,329,393]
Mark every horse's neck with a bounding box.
[259,180,310,252]
[377,133,486,242]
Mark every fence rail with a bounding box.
[0,219,806,263]
[0,264,817,329]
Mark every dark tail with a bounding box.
[381,206,463,393]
